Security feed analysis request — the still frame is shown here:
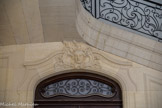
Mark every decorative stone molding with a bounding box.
[54,41,100,69]
[15,41,137,108]
[24,41,132,70]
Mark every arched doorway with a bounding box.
[34,72,122,108]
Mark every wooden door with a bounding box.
[34,72,122,108]
[35,105,78,108]
[35,105,121,108]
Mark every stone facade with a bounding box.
[0,41,162,108]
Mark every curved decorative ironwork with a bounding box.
[41,79,116,98]
[80,0,92,13]
[81,0,162,42]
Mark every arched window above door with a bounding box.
[35,72,122,108]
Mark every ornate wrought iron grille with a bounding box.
[41,79,116,98]
[81,0,162,42]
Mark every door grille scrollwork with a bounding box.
[41,79,116,98]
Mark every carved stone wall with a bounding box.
[0,42,162,108]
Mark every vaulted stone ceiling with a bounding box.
[39,0,83,42]
[0,0,83,46]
